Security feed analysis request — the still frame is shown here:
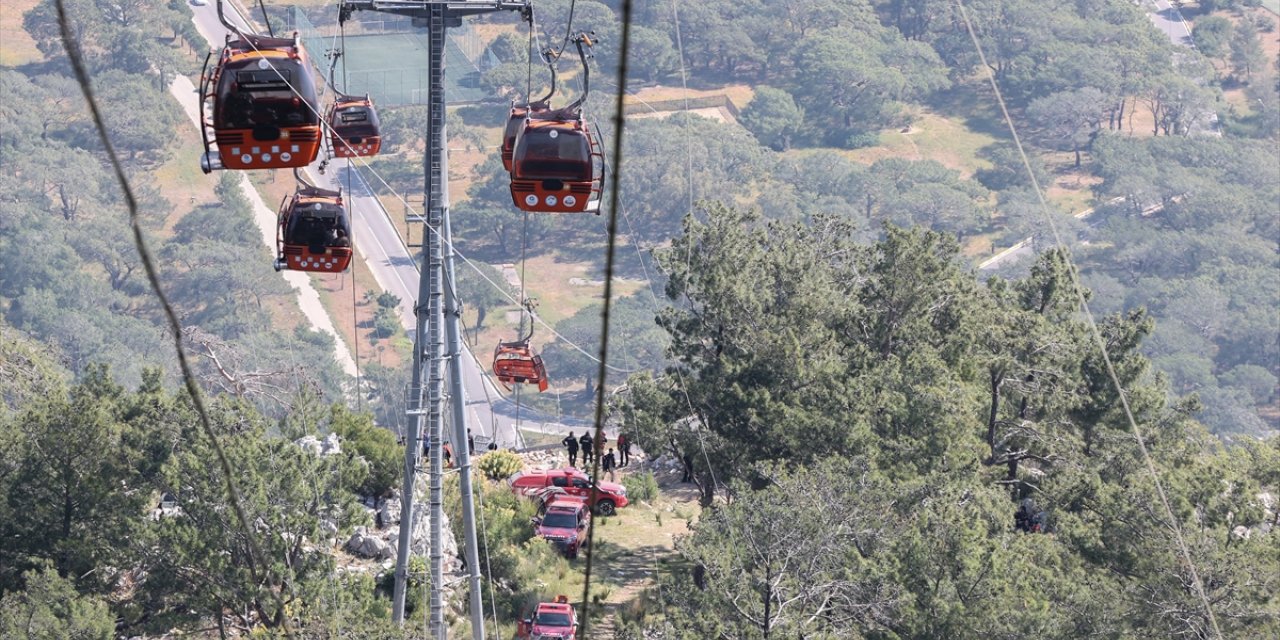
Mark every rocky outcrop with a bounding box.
[345,526,394,560]
[296,433,342,456]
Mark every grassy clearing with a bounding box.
[309,254,406,370]
[628,83,756,110]
[840,110,999,178]
[153,134,222,235]
[0,0,43,67]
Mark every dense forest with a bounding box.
[1,0,1277,636]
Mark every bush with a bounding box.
[477,450,523,482]
[622,471,660,503]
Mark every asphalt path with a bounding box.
[1147,0,1196,48]
[189,1,590,448]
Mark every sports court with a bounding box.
[291,9,498,106]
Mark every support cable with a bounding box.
[954,2,1221,637]
[256,0,274,37]
[54,2,293,637]
[578,0,635,635]
[220,23,637,375]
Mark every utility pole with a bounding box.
[340,2,527,637]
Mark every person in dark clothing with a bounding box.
[562,431,579,467]
[1015,498,1046,533]
[602,448,617,481]
[618,433,630,466]
[467,429,475,455]
[579,432,594,467]
[680,454,694,483]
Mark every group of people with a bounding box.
[561,431,633,480]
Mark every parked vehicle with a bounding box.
[508,467,629,515]
[532,497,590,558]
[515,595,578,640]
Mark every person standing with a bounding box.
[467,429,475,455]
[617,433,629,466]
[602,448,617,481]
[579,432,594,467]
[562,431,579,467]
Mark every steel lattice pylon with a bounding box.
[341,2,528,638]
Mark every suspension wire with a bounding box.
[473,476,502,638]
[256,0,274,37]
[578,0,634,635]
[548,0,578,61]
[339,5,348,91]
[954,2,1222,637]
[216,25,638,375]
[617,198,722,497]
[54,2,294,637]
[668,0,694,214]
[526,7,535,101]
[347,159,363,411]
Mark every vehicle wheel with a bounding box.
[596,500,616,516]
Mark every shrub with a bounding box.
[622,471,660,503]
[477,449,523,482]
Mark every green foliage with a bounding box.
[620,471,659,503]
[635,205,1280,637]
[1193,16,1234,60]
[1229,19,1267,79]
[329,405,402,497]
[476,449,523,481]
[0,565,114,640]
[0,364,151,592]
[739,86,805,151]
[1088,135,1279,435]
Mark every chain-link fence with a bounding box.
[289,7,500,106]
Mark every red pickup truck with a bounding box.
[533,497,591,558]
[508,467,629,515]
[516,595,577,639]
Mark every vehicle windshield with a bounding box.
[285,202,349,249]
[215,56,319,129]
[332,105,380,138]
[514,127,591,181]
[535,612,572,627]
[541,512,577,529]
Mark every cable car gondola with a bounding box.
[493,339,550,392]
[503,46,557,172]
[328,93,382,158]
[493,301,550,392]
[274,182,352,273]
[199,9,322,173]
[508,34,603,214]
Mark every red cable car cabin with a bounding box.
[502,100,551,173]
[274,186,352,273]
[501,104,531,173]
[509,111,603,214]
[329,94,382,158]
[493,340,549,392]
[200,33,322,173]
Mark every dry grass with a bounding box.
[627,83,755,110]
[838,110,998,178]
[0,0,43,67]
[153,133,222,235]
[309,252,405,370]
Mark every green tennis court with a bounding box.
[292,8,497,106]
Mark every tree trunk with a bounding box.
[987,370,1000,455]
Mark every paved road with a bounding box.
[167,73,357,377]
[1147,0,1195,48]
[189,1,589,447]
